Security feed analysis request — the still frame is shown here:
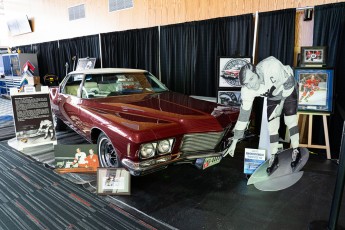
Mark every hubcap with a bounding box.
[99,137,118,167]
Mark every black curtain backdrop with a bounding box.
[100,27,159,77]
[256,9,296,135]
[160,14,253,96]
[313,2,345,157]
[17,45,34,53]
[36,41,60,83]
[58,34,100,79]
[257,9,296,64]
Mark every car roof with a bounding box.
[69,68,147,75]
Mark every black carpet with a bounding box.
[0,142,172,230]
[106,137,345,230]
[0,122,15,141]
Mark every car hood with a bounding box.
[84,92,239,133]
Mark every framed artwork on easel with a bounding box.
[294,67,334,113]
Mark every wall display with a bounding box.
[300,46,327,67]
[218,57,252,88]
[217,90,241,106]
[54,144,99,170]
[10,92,57,149]
[295,68,334,113]
[97,168,131,195]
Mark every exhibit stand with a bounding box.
[298,112,331,159]
[258,98,271,160]
[8,86,57,151]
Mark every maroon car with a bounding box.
[221,67,241,78]
[50,68,241,175]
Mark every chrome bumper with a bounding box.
[121,150,226,176]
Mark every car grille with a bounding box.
[180,131,224,153]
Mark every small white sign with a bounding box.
[24,86,36,93]
[244,148,266,174]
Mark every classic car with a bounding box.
[49,68,242,176]
[221,67,241,79]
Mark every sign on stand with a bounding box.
[8,87,57,151]
[244,148,266,175]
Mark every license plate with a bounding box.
[203,156,222,169]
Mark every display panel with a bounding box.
[217,57,252,88]
[217,90,241,106]
[294,68,334,113]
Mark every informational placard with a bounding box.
[97,168,131,195]
[10,92,56,150]
[244,148,266,175]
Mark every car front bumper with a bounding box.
[121,150,226,176]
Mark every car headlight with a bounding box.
[140,143,156,159]
[157,139,173,154]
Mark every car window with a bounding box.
[61,74,83,97]
[80,72,168,98]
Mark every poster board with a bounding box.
[10,90,56,150]
[217,57,252,88]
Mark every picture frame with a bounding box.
[54,144,99,174]
[300,46,327,67]
[217,56,252,88]
[294,68,334,113]
[217,90,242,106]
[76,57,96,71]
[97,168,131,195]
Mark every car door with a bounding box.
[58,74,84,135]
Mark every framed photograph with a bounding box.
[300,46,327,67]
[54,144,99,172]
[294,68,334,113]
[218,56,252,88]
[97,168,131,195]
[217,90,241,106]
[76,57,96,71]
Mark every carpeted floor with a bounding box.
[0,97,13,118]
[0,97,15,141]
[0,141,173,230]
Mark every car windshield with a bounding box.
[66,72,169,98]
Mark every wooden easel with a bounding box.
[298,112,331,159]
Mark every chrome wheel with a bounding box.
[97,133,119,167]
